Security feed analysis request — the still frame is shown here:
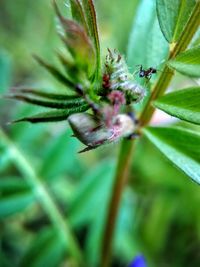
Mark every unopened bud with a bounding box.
[68,113,136,150]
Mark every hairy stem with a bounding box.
[0,128,82,263]
[101,2,200,266]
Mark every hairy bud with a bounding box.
[68,112,136,152]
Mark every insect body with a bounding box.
[137,65,157,80]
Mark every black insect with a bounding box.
[136,65,157,80]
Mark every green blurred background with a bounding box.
[0,1,200,267]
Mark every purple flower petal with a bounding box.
[129,255,147,267]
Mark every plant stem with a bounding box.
[140,1,200,126]
[101,139,134,267]
[100,2,200,266]
[0,127,82,263]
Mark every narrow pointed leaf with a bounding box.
[156,0,196,43]
[56,52,79,80]
[0,177,31,193]
[21,227,65,267]
[69,0,89,33]
[81,0,101,79]
[0,191,35,218]
[12,88,80,101]
[69,161,115,265]
[33,55,75,89]
[53,1,96,75]
[167,46,200,77]
[8,94,86,109]
[143,127,200,184]
[154,87,200,125]
[13,104,89,123]
[0,177,34,218]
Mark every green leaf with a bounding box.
[133,136,190,188]
[68,160,115,266]
[143,127,200,184]
[109,0,140,53]
[154,87,200,125]
[69,0,89,33]
[0,192,34,218]
[114,189,138,261]
[33,55,75,89]
[7,94,86,109]
[0,177,30,193]
[12,88,81,101]
[69,160,115,226]
[191,28,200,47]
[53,1,96,76]
[0,128,82,261]
[127,0,168,70]
[81,0,101,79]
[56,52,80,82]
[167,46,200,77]
[156,0,196,43]
[0,177,34,218]
[12,104,90,123]
[20,227,65,267]
[139,194,176,255]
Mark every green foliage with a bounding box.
[168,46,200,77]
[69,161,115,265]
[12,104,89,123]
[127,0,169,70]
[81,0,101,79]
[154,87,200,125]
[70,0,89,32]
[143,127,200,184]
[0,177,34,218]
[33,55,75,89]
[1,0,200,267]
[39,130,79,179]
[20,227,65,267]
[156,0,196,42]
[7,94,86,109]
